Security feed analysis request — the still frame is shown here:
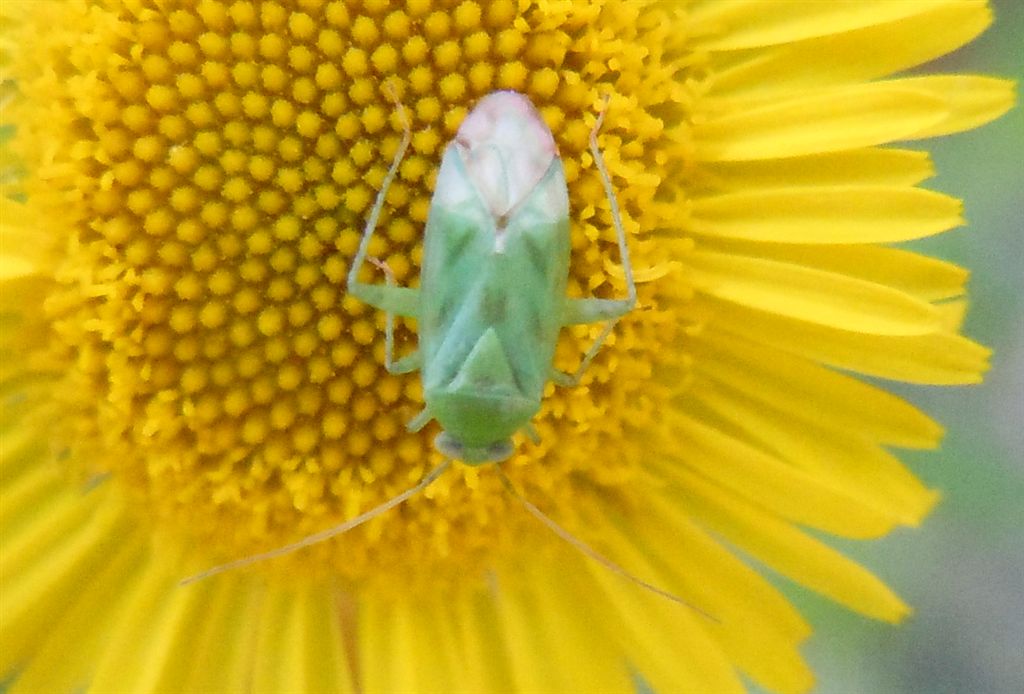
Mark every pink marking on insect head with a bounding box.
[455,91,558,222]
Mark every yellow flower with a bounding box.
[0,1,1014,692]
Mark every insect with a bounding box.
[351,89,637,464]
[184,91,709,618]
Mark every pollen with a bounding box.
[8,0,675,590]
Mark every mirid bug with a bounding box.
[352,90,637,464]
[184,92,708,617]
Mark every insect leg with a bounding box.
[405,407,432,432]
[347,87,420,317]
[368,258,421,375]
[590,93,638,312]
[553,95,637,388]
[550,317,623,388]
[523,423,541,444]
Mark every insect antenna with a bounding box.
[495,466,718,622]
[180,460,453,585]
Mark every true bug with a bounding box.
[183,92,711,615]
[350,90,637,464]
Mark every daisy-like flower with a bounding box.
[0,1,1014,692]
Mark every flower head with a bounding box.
[0,1,1014,692]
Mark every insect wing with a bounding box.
[419,98,571,403]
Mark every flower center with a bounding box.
[13,0,697,592]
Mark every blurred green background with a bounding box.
[782,3,1023,693]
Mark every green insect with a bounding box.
[350,89,636,465]
[185,91,710,616]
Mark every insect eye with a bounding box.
[433,432,464,459]
[487,440,514,462]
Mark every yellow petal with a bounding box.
[453,589,515,694]
[0,274,51,319]
[708,240,969,301]
[497,582,583,693]
[707,297,990,384]
[301,587,356,694]
[0,483,96,595]
[699,148,934,191]
[603,507,813,694]
[691,0,940,50]
[687,248,943,335]
[179,577,263,694]
[688,186,961,243]
[692,329,943,448]
[0,255,35,280]
[522,562,635,693]
[124,572,221,693]
[581,558,746,694]
[709,2,992,96]
[362,593,473,694]
[691,380,940,526]
[9,533,146,694]
[420,597,479,694]
[694,83,947,161]
[664,413,901,538]
[0,486,131,676]
[664,468,910,622]
[359,597,398,694]
[0,300,53,387]
[87,551,186,694]
[0,441,62,530]
[937,299,969,331]
[251,586,298,693]
[900,75,1017,138]
[0,198,57,285]
[252,584,355,694]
